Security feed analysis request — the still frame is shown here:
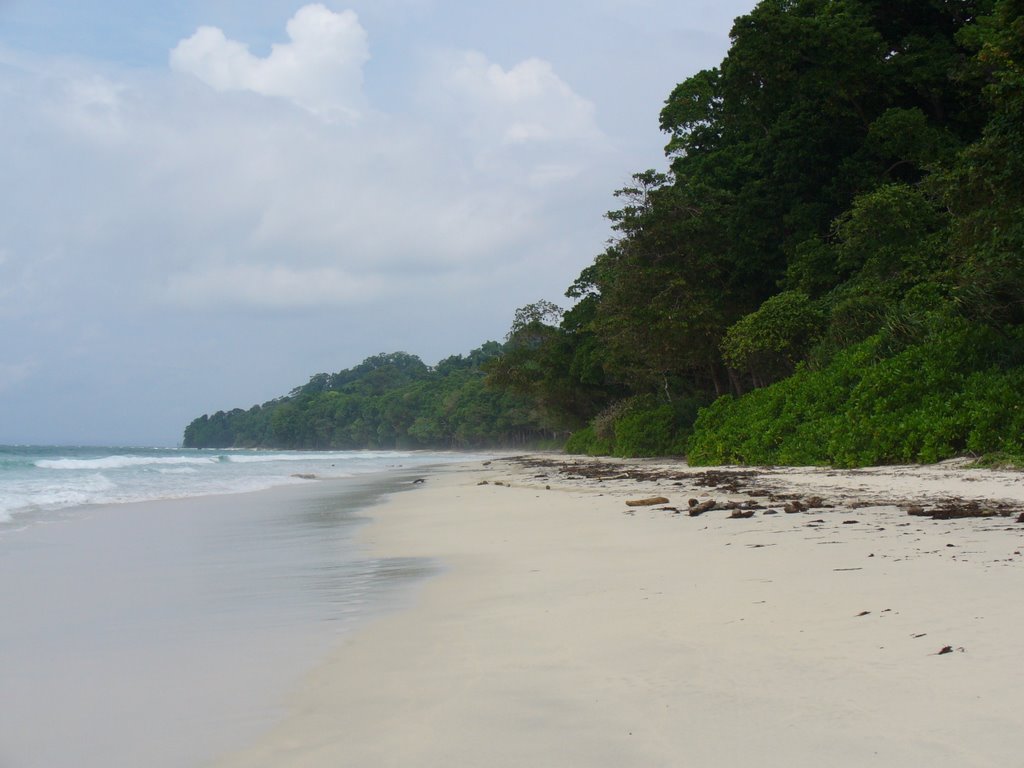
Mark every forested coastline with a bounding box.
[185,0,1024,465]
[182,346,558,450]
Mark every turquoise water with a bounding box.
[0,448,478,767]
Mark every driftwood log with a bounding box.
[625,496,671,507]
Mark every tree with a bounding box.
[721,291,825,387]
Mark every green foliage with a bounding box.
[690,327,1024,466]
[721,291,825,386]
[565,395,703,458]
[862,108,962,176]
[564,426,614,456]
[941,0,1024,326]
[613,402,681,458]
[183,345,551,450]
[485,299,624,430]
[832,184,947,283]
[488,0,996,418]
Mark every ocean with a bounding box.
[0,445,480,530]
[0,446,483,767]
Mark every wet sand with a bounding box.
[0,475,431,768]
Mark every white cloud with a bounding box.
[427,51,602,147]
[1,16,614,325]
[169,4,369,121]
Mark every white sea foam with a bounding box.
[222,451,413,464]
[1,447,486,532]
[0,473,118,521]
[36,455,220,470]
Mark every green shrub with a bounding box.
[614,404,676,457]
[688,327,1024,467]
[564,426,614,455]
[565,394,704,457]
[721,291,824,385]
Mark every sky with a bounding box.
[0,0,756,446]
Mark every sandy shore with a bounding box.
[215,456,1024,767]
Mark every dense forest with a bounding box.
[182,346,558,449]
[186,0,1024,466]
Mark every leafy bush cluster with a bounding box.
[565,395,703,458]
[688,327,1024,466]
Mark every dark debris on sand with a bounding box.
[905,498,1022,520]
[497,456,1024,531]
[504,456,765,493]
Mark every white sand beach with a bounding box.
[215,456,1024,767]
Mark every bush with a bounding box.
[614,403,677,457]
[565,395,703,457]
[688,327,1024,467]
[564,426,614,455]
[721,291,824,385]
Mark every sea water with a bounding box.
[0,445,475,531]
[0,446,484,768]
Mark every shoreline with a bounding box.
[214,455,1024,767]
[0,469,438,768]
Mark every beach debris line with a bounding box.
[500,456,1024,532]
[690,469,763,493]
[906,498,1018,519]
[504,456,767,492]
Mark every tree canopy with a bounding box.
[183,344,557,450]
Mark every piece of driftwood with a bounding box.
[625,496,670,507]
[688,499,717,516]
